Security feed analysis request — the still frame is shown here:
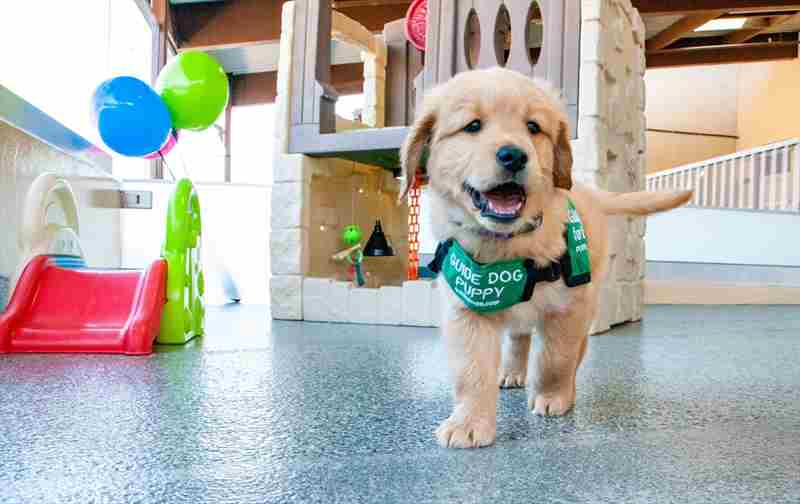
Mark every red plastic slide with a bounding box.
[0,256,167,355]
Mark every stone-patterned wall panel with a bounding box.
[579,0,646,333]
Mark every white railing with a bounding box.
[646,139,800,212]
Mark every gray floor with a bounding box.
[1,305,799,503]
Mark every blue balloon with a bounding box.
[91,76,172,157]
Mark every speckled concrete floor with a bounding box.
[1,305,799,503]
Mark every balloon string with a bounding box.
[159,152,176,181]
[171,134,192,181]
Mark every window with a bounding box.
[0,0,156,178]
[176,102,279,186]
[172,113,228,183]
[224,94,365,186]
[336,94,366,122]
[230,104,275,186]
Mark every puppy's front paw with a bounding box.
[529,390,575,416]
[435,416,496,449]
[498,369,526,389]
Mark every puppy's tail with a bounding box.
[595,189,693,216]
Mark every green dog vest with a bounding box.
[428,200,591,313]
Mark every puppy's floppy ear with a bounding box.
[399,103,437,202]
[553,119,573,191]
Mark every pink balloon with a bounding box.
[143,130,178,159]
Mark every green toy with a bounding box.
[334,225,366,287]
[158,178,205,344]
[342,225,363,246]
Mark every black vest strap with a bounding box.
[521,259,561,302]
[427,239,454,275]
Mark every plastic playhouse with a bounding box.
[0,176,204,355]
[159,178,205,345]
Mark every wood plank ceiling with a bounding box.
[166,0,800,69]
[161,0,800,100]
[637,1,800,67]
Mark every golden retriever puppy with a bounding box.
[399,67,691,449]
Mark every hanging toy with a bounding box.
[332,225,366,287]
[407,174,422,280]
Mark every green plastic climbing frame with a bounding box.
[158,178,205,344]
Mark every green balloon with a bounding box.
[156,51,229,131]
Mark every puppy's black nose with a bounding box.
[496,145,528,173]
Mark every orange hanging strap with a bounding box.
[407,175,422,280]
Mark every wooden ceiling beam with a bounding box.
[656,30,798,49]
[724,12,800,43]
[172,0,284,49]
[646,10,726,50]
[653,38,799,52]
[332,0,409,7]
[720,9,800,17]
[634,1,800,16]
[171,0,405,49]
[647,42,797,67]
[231,63,365,106]
[333,5,409,30]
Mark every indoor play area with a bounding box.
[1,50,219,354]
[269,0,647,331]
[2,0,800,503]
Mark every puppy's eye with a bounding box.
[464,119,482,133]
[527,121,541,135]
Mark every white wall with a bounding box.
[646,207,800,266]
[644,65,740,174]
[121,180,270,304]
[645,58,800,173]
[646,131,737,174]
[646,65,739,136]
[737,57,800,151]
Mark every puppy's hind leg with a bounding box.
[436,313,502,449]
[498,331,531,389]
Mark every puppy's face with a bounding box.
[401,68,573,236]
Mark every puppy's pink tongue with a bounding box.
[484,184,526,214]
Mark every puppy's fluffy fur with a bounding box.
[400,68,691,449]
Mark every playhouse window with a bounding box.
[336,94,366,122]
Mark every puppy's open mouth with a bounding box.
[463,182,527,222]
